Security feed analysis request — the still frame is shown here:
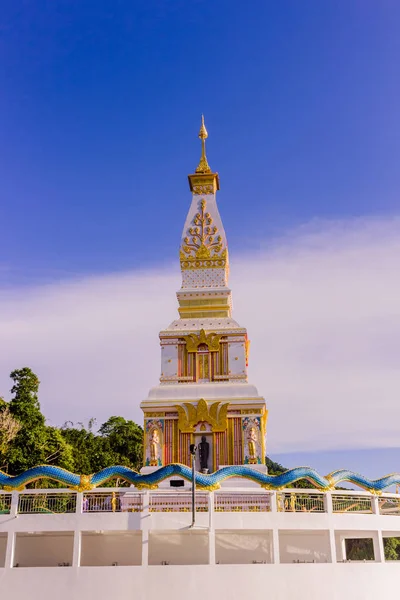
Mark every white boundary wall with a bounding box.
[1,488,400,598]
[1,564,400,600]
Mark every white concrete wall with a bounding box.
[279,530,331,563]
[0,533,6,567]
[1,564,400,600]
[215,530,272,564]
[227,341,246,377]
[148,531,209,565]
[14,532,73,567]
[161,343,178,379]
[81,531,142,566]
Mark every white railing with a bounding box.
[332,494,373,513]
[2,488,399,518]
[379,496,400,516]
[83,491,143,513]
[0,493,11,514]
[277,492,325,513]
[150,493,208,512]
[18,492,77,514]
[215,493,271,512]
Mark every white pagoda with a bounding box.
[140,116,267,471]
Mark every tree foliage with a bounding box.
[0,405,21,459]
[2,368,73,475]
[345,538,374,561]
[384,537,400,561]
[0,368,143,482]
[61,416,143,478]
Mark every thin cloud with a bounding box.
[0,216,399,454]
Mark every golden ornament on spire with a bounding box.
[188,115,220,193]
[195,115,211,174]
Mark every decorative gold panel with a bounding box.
[180,198,228,270]
[183,328,222,352]
[175,399,229,433]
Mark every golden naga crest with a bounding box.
[184,328,222,353]
[175,399,229,434]
[78,474,94,492]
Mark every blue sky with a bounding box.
[2,1,399,280]
[1,2,400,477]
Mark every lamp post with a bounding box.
[189,443,197,527]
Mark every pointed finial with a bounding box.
[198,114,208,140]
[195,115,211,174]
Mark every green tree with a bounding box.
[384,537,400,561]
[61,416,143,483]
[0,406,21,463]
[99,416,143,470]
[61,424,113,475]
[4,368,74,474]
[345,538,374,561]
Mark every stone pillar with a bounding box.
[4,492,18,568]
[324,493,337,563]
[340,536,347,562]
[208,492,215,565]
[141,491,150,566]
[72,531,81,567]
[270,492,280,564]
[371,496,385,562]
[4,532,15,569]
[72,492,83,567]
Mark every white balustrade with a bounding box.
[214,492,271,512]
[0,487,398,518]
[332,494,373,513]
[277,492,325,513]
[149,492,208,512]
[17,492,77,514]
[0,493,12,514]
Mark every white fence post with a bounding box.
[371,496,385,562]
[324,493,337,563]
[4,532,15,569]
[72,531,81,567]
[208,492,215,565]
[141,491,150,566]
[4,492,18,569]
[270,492,280,564]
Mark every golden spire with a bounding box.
[195,115,211,174]
[188,115,219,193]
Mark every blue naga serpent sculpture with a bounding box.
[0,463,399,493]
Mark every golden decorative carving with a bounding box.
[78,474,94,492]
[188,172,219,194]
[144,412,165,418]
[175,399,229,433]
[135,483,159,490]
[184,328,222,352]
[180,251,227,271]
[241,409,262,415]
[182,198,223,258]
[179,197,228,270]
[192,184,214,195]
[245,338,250,367]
